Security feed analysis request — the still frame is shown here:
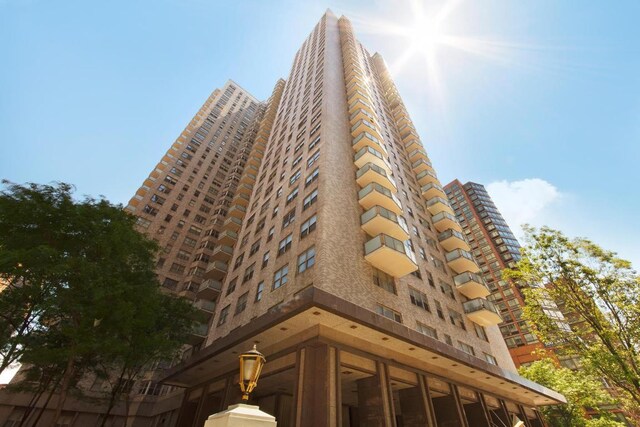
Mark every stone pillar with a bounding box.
[292,343,339,427]
[398,386,430,426]
[203,404,276,427]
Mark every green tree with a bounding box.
[519,359,623,427]
[504,226,640,422]
[0,182,196,426]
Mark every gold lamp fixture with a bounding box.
[238,344,266,401]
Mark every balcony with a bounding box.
[349,98,375,117]
[351,119,382,141]
[438,229,470,252]
[421,183,446,200]
[445,249,480,274]
[248,156,261,169]
[358,183,403,215]
[204,260,228,281]
[396,114,410,128]
[416,170,438,187]
[228,204,246,219]
[237,183,253,196]
[223,216,243,232]
[360,205,409,241]
[197,279,223,300]
[426,197,454,216]
[211,245,234,262]
[193,299,216,318]
[463,298,502,326]
[401,130,419,145]
[233,192,250,207]
[454,272,490,299]
[346,82,369,98]
[348,89,371,107]
[431,211,461,233]
[353,132,385,154]
[345,73,364,89]
[187,322,209,345]
[408,148,429,163]
[356,163,397,192]
[364,234,418,278]
[354,147,391,175]
[240,172,256,185]
[218,230,238,246]
[411,159,434,174]
[350,108,376,125]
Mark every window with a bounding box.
[417,322,437,339]
[409,288,430,311]
[440,281,455,300]
[484,353,498,365]
[297,246,316,273]
[375,304,402,323]
[300,214,317,238]
[305,168,319,187]
[290,169,302,186]
[449,310,466,330]
[273,265,289,289]
[242,263,255,283]
[261,251,270,269]
[303,189,318,210]
[426,271,435,288]
[235,292,249,315]
[444,334,453,345]
[434,300,444,319]
[255,282,264,301]
[267,226,275,242]
[307,150,320,168]
[286,188,299,205]
[474,324,488,341]
[457,341,475,356]
[226,278,237,296]
[373,269,396,294]
[282,209,296,228]
[278,234,293,256]
[217,305,230,326]
[249,241,261,257]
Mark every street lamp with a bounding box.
[238,344,266,401]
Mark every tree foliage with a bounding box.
[0,181,196,426]
[519,359,623,427]
[505,226,640,421]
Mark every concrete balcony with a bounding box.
[197,279,223,300]
[401,131,419,145]
[233,192,250,207]
[352,132,385,154]
[348,90,372,109]
[416,170,438,187]
[408,148,429,163]
[223,216,243,232]
[344,66,365,83]
[348,98,375,118]
[356,163,397,192]
[204,260,228,281]
[438,229,470,252]
[404,137,420,152]
[240,172,256,185]
[463,298,502,326]
[396,114,410,128]
[187,322,209,345]
[426,197,454,216]
[421,183,446,200]
[350,108,376,125]
[454,272,490,299]
[345,73,365,89]
[360,205,409,241]
[248,156,261,169]
[364,234,418,278]
[211,245,234,262]
[354,147,392,175]
[431,211,461,233]
[411,158,434,174]
[346,82,369,98]
[237,183,253,196]
[193,299,216,318]
[351,119,382,141]
[218,230,238,246]
[358,183,403,215]
[228,204,247,219]
[445,249,480,274]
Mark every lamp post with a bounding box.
[238,344,266,401]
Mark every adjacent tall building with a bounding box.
[0,10,565,427]
[442,180,545,367]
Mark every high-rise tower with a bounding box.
[162,11,562,427]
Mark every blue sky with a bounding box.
[1,0,639,268]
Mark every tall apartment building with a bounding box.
[0,10,565,427]
[158,11,563,427]
[442,180,544,367]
